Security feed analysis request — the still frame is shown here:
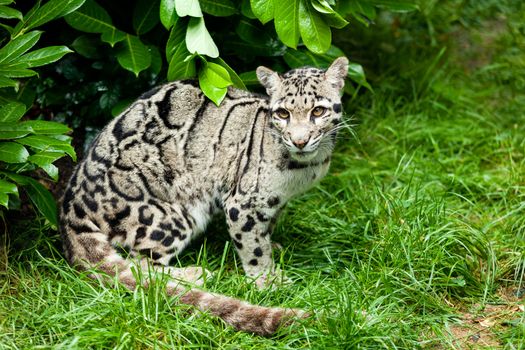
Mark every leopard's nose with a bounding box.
[292,138,309,149]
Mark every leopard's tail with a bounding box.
[171,286,307,336]
[62,226,307,336]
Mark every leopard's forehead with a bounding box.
[272,67,338,109]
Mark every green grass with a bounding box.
[1,1,524,349]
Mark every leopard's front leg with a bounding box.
[225,196,282,289]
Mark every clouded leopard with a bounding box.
[60,57,349,335]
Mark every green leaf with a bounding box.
[0,76,17,89]
[175,0,202,17]
[0,178,17,208]
[274,0,300,49]
[0,65,37,78]
[347,62,372,91]
[0,142,29,162]
[64,0,114,33]
[338,0,376,26]
[186,17,219,58]
[200,0,237,17]
[202,62,233,88]
[0,31,42,64]
[198,60,233,106]
[241,0,256,19]
[0,101,26,122]
[18,46,73,68]
[299,0,331,54]
[0,5,22,20]
[166,22,196,80]
[0,178,18,195]
[0,191,7,208]
[321,11,349,29]
[25,0,87,30]
[312,0,348,28]
[250,0,274,24]
[71,35,102,58]
[239,71,258,86]
[133,0,160,35]
[16,135,76,161]
[160,0,178,29]
[116,35,152,77]
[211,57,246,90]
[28,151,64,181]
[0,1,14,6]
[21,120,71,135]
[100,29,126,47]
[0,123,33,139]
[5,173,58,227]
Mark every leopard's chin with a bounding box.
[290,149,319,162]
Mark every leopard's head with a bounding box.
[256,57,348,162]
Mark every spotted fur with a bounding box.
[59,57,349,336]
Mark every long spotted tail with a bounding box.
[172,287,308,336]
[63,228,307,336]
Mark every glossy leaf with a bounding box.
[160,0,177,29]
[347,62,372,91]
[0,142,29,163]
[0,76,17,88]
[241,0,256,19]
[0,101,26,123]
[175,0,202,17]
[64,0,114,33]
[0,178,17,207]
[21,120,72,135]
[133,0,160,35]
[116,35,152,77]
[25,0,86,30]
[28,151,64,181]
[100,29,126,47]
[186,17,219,58]
[0,5,22,20]
[0,123,33,139]
[250,0,274,24]
[200,0,237,17]
[16,135,76,161]
[198,61,233,106]
[299,0,331,54]
[6,173,58,227]
[201,62,232,88]
[212,57,247,90]
[0,65,37,78]
[274,0,300,49]
[0,31,42,64]
[167,22,195,80]
[239,70,258,86]
[71,35,102,58]
[18,46,72,68]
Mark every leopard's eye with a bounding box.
[274,108,290,119]
[311,106,326,117]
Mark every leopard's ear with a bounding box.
[325,57,349,91]
[256,66,282,96]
